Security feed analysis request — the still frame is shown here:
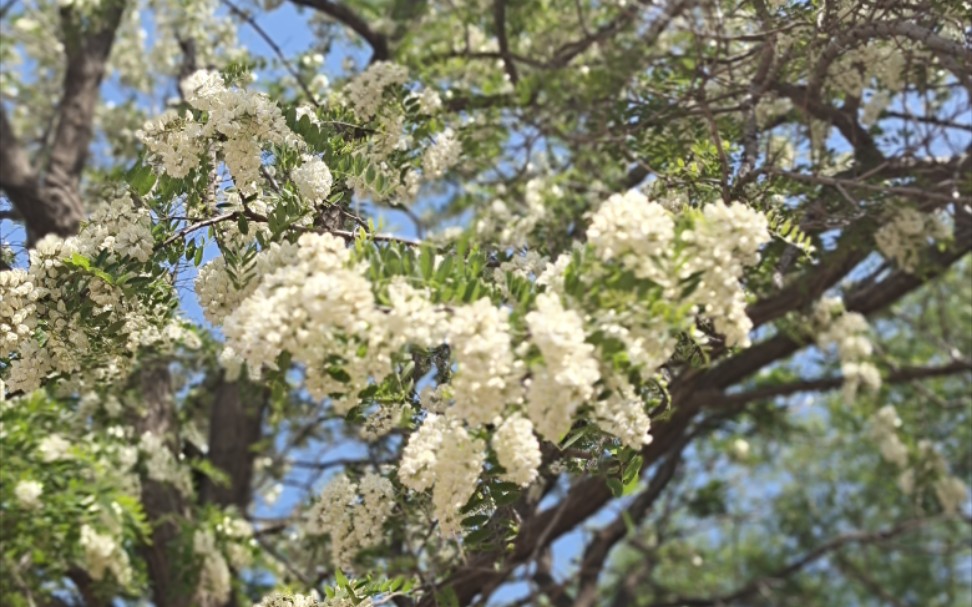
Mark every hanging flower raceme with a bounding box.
[305,472,395,570]
[399,413,486,535]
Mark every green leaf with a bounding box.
[335,568,349,589]
[419,247,434,280]
[623,455,643,485]
[462,514,490,527]
[126,161,157,196]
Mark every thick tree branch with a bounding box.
[570,437,689,607]
[0,0,125,242]
[697,360,972,409]
[133,364,192,607]
[47,0,126,186]
[288,0,388,62]
[200,377,267,511]
[697,235,972,394]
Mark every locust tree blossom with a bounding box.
[587,189,675,286]
[492,414,542,487]
[525,293,600,441]
[138,69,302,194]
[679,201,770,348]
[867,405,909,467]
[306,472,396,569]
[194,529,232,606]
[422,128,462,178]
[292,155,334,204]
[399,414,486,535]
[875,207,951,273]
[38,434,71,462]
[344,61,409,120]
[447,298,520,427]
[221,232,380,407]
[2,196,192,393]
[79,524,132,586]
[592,381,653,449]
[815,298,882,401]
[14,479,43,509]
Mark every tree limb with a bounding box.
[288,0,388,62]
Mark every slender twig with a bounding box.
[220,0,321,107]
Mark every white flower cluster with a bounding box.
[254,590,367,607]
[139,431,194,497]
[593,380,653,449]
[194,529,232,607]
[195,256,254,325]
[492,414,542,487]
[422,128,462,179]
[587,189,675,287]
[0,269,36,358]
[587,193,770,349]
[413,88,443,115]
[216,234,454,411]
[869,414,971,515]
[194,239,297,325]
[814,298,882,401]
[860,90,890,126]
[344,61,409,120]
[292,155,334,204]
[38,434,72,461]
[216,515,256,570]
[138,70,301,194]
[3,196,192,393]
[446,298,520,427]
[305,472,395,569]
[679,201,770,348]
[84,194,155,263]
[399,414,486,535]
[133,109,208,178]
[255,593,323,607]
[382,277,447,349]
[79,524,132,586]
[14,479,43,509]
[874,208,950,273]
[866,405,909,467]
[525,293,600,441]
[221,233,382,410]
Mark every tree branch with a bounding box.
[698,360,972,409]
[0,0,126,242]
[288,0,388,62]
